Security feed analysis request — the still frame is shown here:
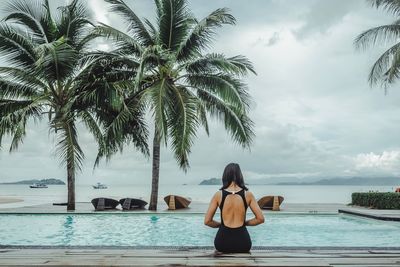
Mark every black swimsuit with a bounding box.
[214,189,252,253]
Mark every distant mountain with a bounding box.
[199,178,220,185]
[274,177,400,186]
[1,178,65,185]
[247,177,317,185]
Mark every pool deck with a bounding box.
[339,206,400,221]
[0,201,345,214]
[1,247,400,266]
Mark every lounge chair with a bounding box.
[91,197,120,211]
[257,195,284,211]
[52,202,67,206]
[164,195,191,210]
[119,198,148,210]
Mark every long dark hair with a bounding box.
[220,163,248,190]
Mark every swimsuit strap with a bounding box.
[219,189,247,226]
[237,189,248,210]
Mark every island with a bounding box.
[0,178,65,185]
[199,178,220,185]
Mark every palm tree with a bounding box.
[93,0,256,210]
[355,0,400,88]
[0,0,148,210]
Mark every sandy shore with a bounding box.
[0,197,23,204]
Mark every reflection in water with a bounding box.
[62,215,74,245]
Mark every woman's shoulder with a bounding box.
[245,190,254,198]
[213,190,222,198]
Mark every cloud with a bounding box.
[253,32,281,47]
[292,0,367,39]
[354,151,400,171]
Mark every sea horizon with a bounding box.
[0,184,397,210]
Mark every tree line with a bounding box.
[0,0,256,210]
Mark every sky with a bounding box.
[1,0,400,185]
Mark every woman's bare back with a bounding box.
[218,189,249,228]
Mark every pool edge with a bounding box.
[1,245,400,251]
[339,209,400,221]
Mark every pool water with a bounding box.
[0,214,399,247]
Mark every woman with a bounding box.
[204,163,265,253]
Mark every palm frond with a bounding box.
[91,23,144,57]
[368,42,400,86]
[94,95,149,166]
[144,18,157,39]
[78,110,108,163]
[176,8,235,61]
[157,0,193,51]
[133,45,167,90]
[57,0,93,48]
[196,88,254,148]
[0,79,40,99]
[39,0,57,42]
[54,119,84,172]
[185,73,252,110]
[105,0,153,46]
[147,79,169,144]
[35,37,79,83]
[0,99,43,119]
[166,84,198,170]
[3,0,49,42]
[0,67,45,90]
[154,0,162,20]
[355,24,400,50]
[0,23,36,67]
[9,113,27,152]
[369,0,400,16]
[0,98,43,151]
[184,53,256,76]
[196,101,209,135]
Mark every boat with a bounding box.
[119,198,148,210]
[257,195,284,211]
[164,195,191,210]
[91,198,119,211]
[92,182,107,189]
[29,183,48,188]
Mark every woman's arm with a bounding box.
[204,192,221,228]
[245,192,265,226]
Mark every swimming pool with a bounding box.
[0,214,399,247]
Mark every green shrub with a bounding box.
[351,192,400,209]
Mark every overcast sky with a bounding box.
[1,0,400,185]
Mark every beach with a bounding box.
[0,197,23,204]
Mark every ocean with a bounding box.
[0,184,397,208]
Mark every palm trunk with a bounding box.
[149,128,160,210]
[66,159,75,211]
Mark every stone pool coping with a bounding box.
[0,211,339,215]
[1,247,400,266]
[2,245,400,250]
